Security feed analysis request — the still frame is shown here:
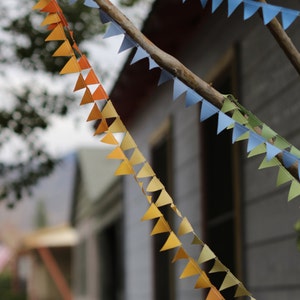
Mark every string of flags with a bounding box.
[33,0,256,299]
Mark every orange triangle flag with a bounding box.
[160,231,181,251]
[86,104,102,122]
[206,287,225,300]
[180,259,201,279]
[107,147,126,160]
[172,247,189,262]
[136,162,155,178]
[60,56,81,74]
[121,131,137,150]
[102,100,119,118]
[151,217,171,235]
[129,148,145,165]
[32,0,51,11]
[100,132,119,145]
[109,118,126,133]
[52,40,74,57]
[41,0,61,13]
[94,119,108,136]
[155,189,173,207]
[92,84,108,100]
[78,55,91,70]
[74,73,86,92]
[85,69,100,85]
[114,160,134,176]
[141,203,163,221]
[194,271,212,289]
[146,176,164,192]
[80,87,94,105]
[178,217,193,236]
[45,23,66,41]
[41,13,61,26]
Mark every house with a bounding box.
[102,0,300,299]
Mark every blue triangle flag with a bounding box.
[217,112,235,134]
[200,0,209,8]
[212,0,224,13]
[282,150,297,168]
[118,35,136,53]
[232,123,249,143]
[99,10,113,24]
[131,47,149,65]
[84,0,99,8]
[281,8,299,30]
[266,142,281,161]
[261,3,280,25]
[200,100,219,122]
[158,69,173,86]
[173,78,188,101]
[228,0,243,17]
[148,58,159,70]
[247,131,265,152]
[243,0,261,20]
[185,89,202,107]
[103,22,124,39]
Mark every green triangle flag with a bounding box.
[276,166,293,187]
[288,180,300,201]
[258,157,279,169]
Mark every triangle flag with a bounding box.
[173,78,188,101]
[148,58,159,70]
[273,135,290,150]
[129,148,146,165]
[198,244,216,264]
[261,3,280,25]
[160,231,182,251]
[282,150,297,168]
[194,271,212,289]
[185,89,202,107]
[178,217,193,236]
[170,204,183,218]
[118,35,136,53]
[146,176,164,192]
[103,22,124,39]
[209,259,227,273]
[232,123,249,143]
[80,87,94,105]
[290,146,300,157]
[78,55,92,70]
[265,142,281,161]
[200,100,219,122]
[261,124,277,140]
[243,1,261,20]
[158,69,173,86]
[276,166,293,187]
[232,110,248,124]
[85,69,100,85]
[121,131,137,150]
[92,85,108,100]
[228,0,243,17]
[212,0,224,13]
[74,73,86,91]
[59,56,81,74]
[234,283,251,297]
[83,0,99,8]
[281,8,298,30]
[101,132,119,145]
[191,234,205,245]
[52,40,74,57]
[258,157,279,170]
[247,143,266,158]
[217,112,235,134]
[107,147,126,160]
[41,13,61,26]
[151,217,171,235]
[109,118,126,133]
[99,9,113,24]
[155,189,173,207]
[179,259,201,279]
[221,97,237,113]
[86,103,102,121]
[101,100,119,118]
[247,131,265,153]
[131,46,149,65]
[288,180,300,201]
[32,0,51,11]
[200,0,208,8]
[136,162,155,178]
[206,286,225,300]
[45,23,66,41]
[94,119,109,136]
[115,160,134,175]
[41,0,60,13]
[141,203,163,221]
[172,247,189,262]
[219,272,239,291]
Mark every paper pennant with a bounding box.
[258,157,279,170]
[100,132,119,145]
[59,56,81,74]
[194,271,212,289]
[131,46,149,65]
[261,124,277,140]
[99,9,113,24]
[261,3,280,25]
[185,89,202,107]
[129,148,146,165]
[83,0,99,8]
[178,217,193,236]
[191,234,205,246]
[206,286,225,300]
[219,271,239,291]
[103,22,124,39]
[141,203,163,221]
[158,69,173,86]
[74,73,86,91]
[78,55,92,70]
[86,103,102,121]
[243,0,260,20]
[107,146,126,160]
[41,0,60,13]
[221,97,237,113]
[273,136,290,150]
[212,0,224,13]
[265,142,281,161]
[146,176,164,192]
[109,117,126,133]
[94,119,109,135]
[33,0,51,11]
[80,87,94,105]
[85,69,100,85]
[232,123,249,143]
[247,143,266,158]
[45,23,66,41]
[118,35,136,53]
[288,180,300,201]
[172,247,189,262]
[151,217,171,235]
[155,189,173,207]
[235,283,251,297]
[148,58,159,70]
[102,100,119,118]
[228,0,243,17]
[160,231,182,251]
[136,162,155,178]
[209,259,227,273]
[170,204,183,218]
[282,150,297,168]
[41,13,61,26]
[217,112,235,134]
[198,244,216,264]
[232,110,248,125]
[179,259,201,279]
[121,132,137,150]
[281,8,299,30]
[92,85,108,100]
[276,166,293,187]
[173,78,188,101]
[247,131,265,153]
[114,160,134,175]
[200,100,219,122]
[52,40,74,57]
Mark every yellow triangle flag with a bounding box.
[74,73,86,91]
[114,160,134,176]
[170,203,182,217]
[146,176,164,192]
[52,40,74,57]
[41,13,61,26]
[107,147,126,160]
[209,259,227,273]
[129,148,145,165]
[194,271,212,289]
[80,87,94,105]
[151,217,171,235]
[191,234,205,246]
[109,118,126,133]
[206,287,225,300]
[234,283,251,297]
[172,247,189,262]
[45,23,66,41]
[155,189,173,207]
[146,195,152,204]
[59,56,81,74]
[33,0,51,11]
[141,203,163,221]
[178,217,193,236]
[288,179,300,201]
[102,100,119,118]
[94,119,108,136]
[87,104,102,122]
[121,131,137,150]
[219,272,239,291]
[100,132,119,145]
[160,231,181,251]
[198,244,216,264]
[136,162,155,178]
[179,258,201,279]
[85,69,100,85]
